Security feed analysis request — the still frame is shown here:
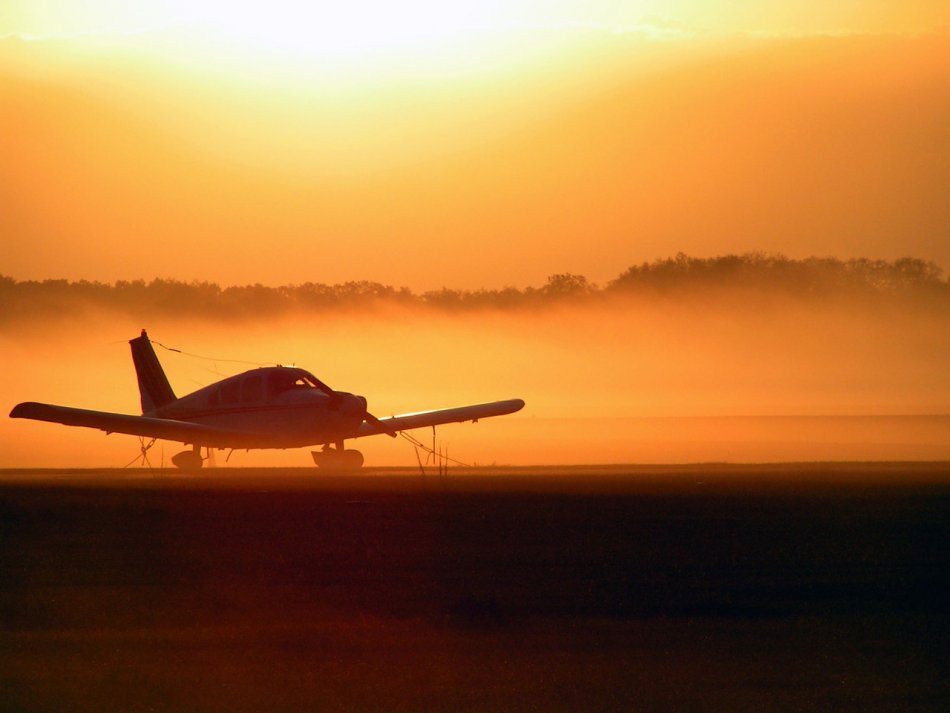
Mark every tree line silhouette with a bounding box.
[1,254,947,322]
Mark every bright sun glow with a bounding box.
[182,0,526,59]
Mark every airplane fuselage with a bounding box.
[153,367,368,448]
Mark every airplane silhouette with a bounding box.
[10,330,524,470]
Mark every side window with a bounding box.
[208,388,219,407]
[242,374,263,403]
[268,372,291,399]
[222,380,240,405]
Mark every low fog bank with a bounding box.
[2,255,949,325]
[2,254,948,467]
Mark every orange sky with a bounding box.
[1,3,949,467]
[2,3,949,289]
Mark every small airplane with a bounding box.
[9,330,524,470]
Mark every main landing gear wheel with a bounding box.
[311,447,364,472]
[171,447,203,471]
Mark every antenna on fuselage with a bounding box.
[149,336,273,368]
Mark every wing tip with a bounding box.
[9,402,40,419]
[504,398,526,413]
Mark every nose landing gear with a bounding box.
[311,443,364,471]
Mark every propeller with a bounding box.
[362,410,397,438]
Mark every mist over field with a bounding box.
[3,254,949,323]
[3,255,948,468]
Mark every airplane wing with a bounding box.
[355,399,524,438]
[9,402,258,448]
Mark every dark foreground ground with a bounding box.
[1,463,948,712]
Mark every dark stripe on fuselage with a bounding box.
[160,402,323,421]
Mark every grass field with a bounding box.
[1,464,948,711]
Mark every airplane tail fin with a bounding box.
[129,330,176,414]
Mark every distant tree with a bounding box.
[1,253,947,326]
[608,253,948,297]
[542,273,593,297]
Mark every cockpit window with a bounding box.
[268,370,321,397]
[298,371,333,392]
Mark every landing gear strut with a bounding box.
[171,445,203,471]
[311,442,364,471]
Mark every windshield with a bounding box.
[268,369,330,396]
